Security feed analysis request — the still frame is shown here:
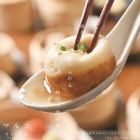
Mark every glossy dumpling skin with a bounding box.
[44,34,116,99]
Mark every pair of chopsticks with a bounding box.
[74,0,114,53]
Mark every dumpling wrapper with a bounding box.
[44,34,116,99]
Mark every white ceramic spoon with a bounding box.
[19,0,140,112]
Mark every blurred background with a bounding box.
[0,0,140,140]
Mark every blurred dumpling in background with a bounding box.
[34,0,85,27]
[29,27,74,74]
[0,71,16,102]
[126,88,140,139]
[0,33,25,77]
[0,0,33,32]
[2,111,80,140]
[70,83,120,130]
[94,0,128,15]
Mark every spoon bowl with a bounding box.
[19,0,140,112]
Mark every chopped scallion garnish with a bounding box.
[77,43,88,51]
[60,46,67,51]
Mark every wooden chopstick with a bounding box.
[74,0,94,50]
[88,0,114,53]
[74,0,114,52]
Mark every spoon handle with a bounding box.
[107,0,140,60]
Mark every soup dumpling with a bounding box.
[44,34,116,99]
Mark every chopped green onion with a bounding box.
[77,43,88,51]
[60,46,67,51]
